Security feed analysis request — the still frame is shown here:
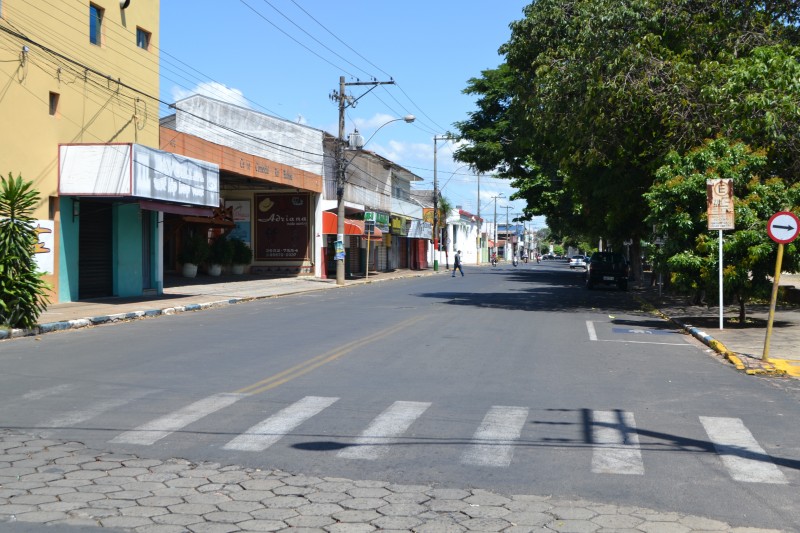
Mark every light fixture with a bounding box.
[350,115,416,150]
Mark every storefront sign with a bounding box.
[254,193,310,261]
[375,212,390,233]
[390,216,406,236]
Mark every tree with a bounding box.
[0,174,50,329]
[645,137,800,322]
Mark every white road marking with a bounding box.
[587,320,688,345]
[586,320,598,341]
[461,406,529,467]
[110,393,246,445]
[596,339,691,346]
[591,410,645,475]
[700,416,788,484]
[40,388,156,428]
[224,396,339,452]
[22,384,74,401]
[337,401,431,460]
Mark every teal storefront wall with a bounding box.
[58,200,155,301]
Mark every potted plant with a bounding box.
[178,233,209,278]
[207,237,234,276]
[230,238,253,275]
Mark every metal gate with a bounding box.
[78,201,113,299]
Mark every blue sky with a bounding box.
[159,0,542,228]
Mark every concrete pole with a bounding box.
[335,76,346,286]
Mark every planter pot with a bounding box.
[182,263,198,278]
[231,264,246,275]
[208,264,222,277]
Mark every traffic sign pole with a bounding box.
[763,211,799,361]
[762,243,784,362]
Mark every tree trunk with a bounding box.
[629,240,642,286]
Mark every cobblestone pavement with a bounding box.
[0,430,786,532]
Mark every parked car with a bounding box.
[585,251,629,290]
[569,255,586,269]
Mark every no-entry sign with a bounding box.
[767,211,800,244]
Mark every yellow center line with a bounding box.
[235,315,425,395]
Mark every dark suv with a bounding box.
[585,252,629,290]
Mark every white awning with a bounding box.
[59,143,219,208]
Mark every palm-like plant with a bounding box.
[0,173,50,329]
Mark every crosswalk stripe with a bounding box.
[223,396,339,452]
[22,384,74,401]
[40,388,156,429]
[337,401,431,460]
[461,406,529,467]
[591,410,645,475]
[699,416,788,484]
[110,393,246,446]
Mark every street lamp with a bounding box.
[334,88,414,285]
[346,115,415,282]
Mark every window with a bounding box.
[136,27,151,50]
[49,92,59,116]
[89,4,103,45]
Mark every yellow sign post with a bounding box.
[763,211,800,361]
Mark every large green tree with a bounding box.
[645,137,800,321]
[454,0,800,260]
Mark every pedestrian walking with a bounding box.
[452,250,464,277]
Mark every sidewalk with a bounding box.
[3,268,800,377]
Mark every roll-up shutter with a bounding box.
[78,201,113,299]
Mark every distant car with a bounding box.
[569,255,586,269]
[586,251,629,290]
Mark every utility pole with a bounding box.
[332,76,394,286]
[505,205,510,258]
[492,194,503,258]
[433,134,456,271]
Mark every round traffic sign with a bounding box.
[767,211,800,244]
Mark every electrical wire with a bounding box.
[0,14,429,208]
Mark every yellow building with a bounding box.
[1,1,218,302]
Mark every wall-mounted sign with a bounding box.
[33,220,55,274]
[254,193,310,261]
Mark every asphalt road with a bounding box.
[2,260,799,530]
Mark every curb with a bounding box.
[1,297,259,341]
[634,295,784,376]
